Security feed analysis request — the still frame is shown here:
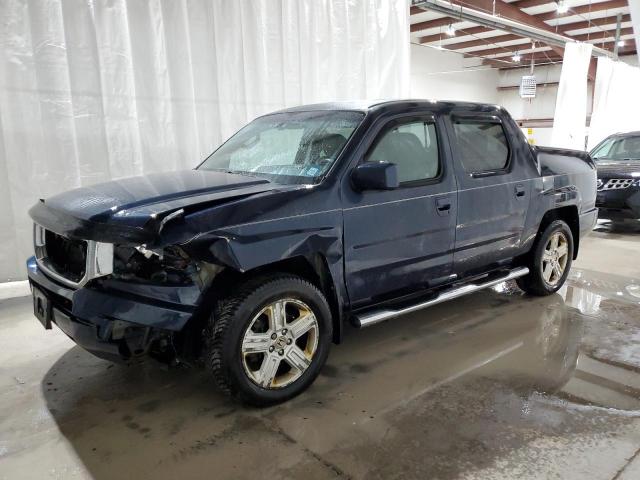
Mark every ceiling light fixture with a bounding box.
[556,1,569,14]
[512,52,522,62]
[445,24,456,36]
[617,39,626,47]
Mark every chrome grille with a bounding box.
[597,178,635,191]
[44,230,87,282]
[34,224,114,288]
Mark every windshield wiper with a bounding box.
[204,168,264,179]
[227,169,273,181]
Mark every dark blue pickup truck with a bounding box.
[27,100,597,405]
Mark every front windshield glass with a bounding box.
[198,110,364,184]
[591,135,640,161]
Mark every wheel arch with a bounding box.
[192,254,344,346]
[538,205,580,259]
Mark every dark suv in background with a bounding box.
[591,132,640,222]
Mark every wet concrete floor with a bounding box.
[1,220,640,479]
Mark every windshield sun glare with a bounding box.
[198,110,364,184]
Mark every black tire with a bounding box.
[517,220,574,296]
[204,274,332,406]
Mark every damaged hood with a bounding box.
[29,169,280,244]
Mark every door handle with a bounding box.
[436,197,451,216]
[515,184,526,198]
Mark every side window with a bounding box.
[616,136,640,157]
[367,120,440,184]
[452,120,510,174]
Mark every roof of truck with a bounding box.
[272,99,504,114]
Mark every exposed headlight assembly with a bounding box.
[112,244,195,285]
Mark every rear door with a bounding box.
[342,113,457,308]
[447,113,531,275]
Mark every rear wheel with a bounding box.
[517,220,574,296]
[204,275,332,406]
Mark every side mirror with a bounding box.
[352,162,399,191]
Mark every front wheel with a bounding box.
[204,275,332,406]
[517,220,574,296]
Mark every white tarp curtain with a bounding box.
[550,42,593,150]
[0,0,410,282]
[588,57,640,150]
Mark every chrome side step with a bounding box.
[353,267,530,328]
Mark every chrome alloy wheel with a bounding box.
[241,299,319,389]
[541,231,569,287]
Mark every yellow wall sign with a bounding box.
[527,127,535,145]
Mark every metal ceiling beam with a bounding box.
[573,26,634,43]
[481,54,562,68]
[482,45,636,69]
[510,0,556,7]
[468,44,551,58]
[411,0,565,42]
[418,14,632,46]
[559,14,631,32]
[419,26,494,44]
[465,27,634,57]
[536,0,629,22]
[491,51,635,70]
[410,5,631,37]
[445,33,523,50]
[414,0,566,57]
[496,52,562,61]
[479,39,634,61]
[411,0,612,57]
[411,16,459,33]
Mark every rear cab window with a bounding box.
[452,118,510,176]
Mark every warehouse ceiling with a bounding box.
[411,0,636,69]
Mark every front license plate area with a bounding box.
[32,286,52,330]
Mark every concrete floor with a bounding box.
[1,221,640,480]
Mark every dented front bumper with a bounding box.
[26,256,201,362]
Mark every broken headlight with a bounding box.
[112,244,197,285]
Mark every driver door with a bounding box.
[342,114,457,308]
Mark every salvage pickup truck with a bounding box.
[27,100,597,405]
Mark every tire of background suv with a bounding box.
[204,274,333,406]
[517,219,574,296]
